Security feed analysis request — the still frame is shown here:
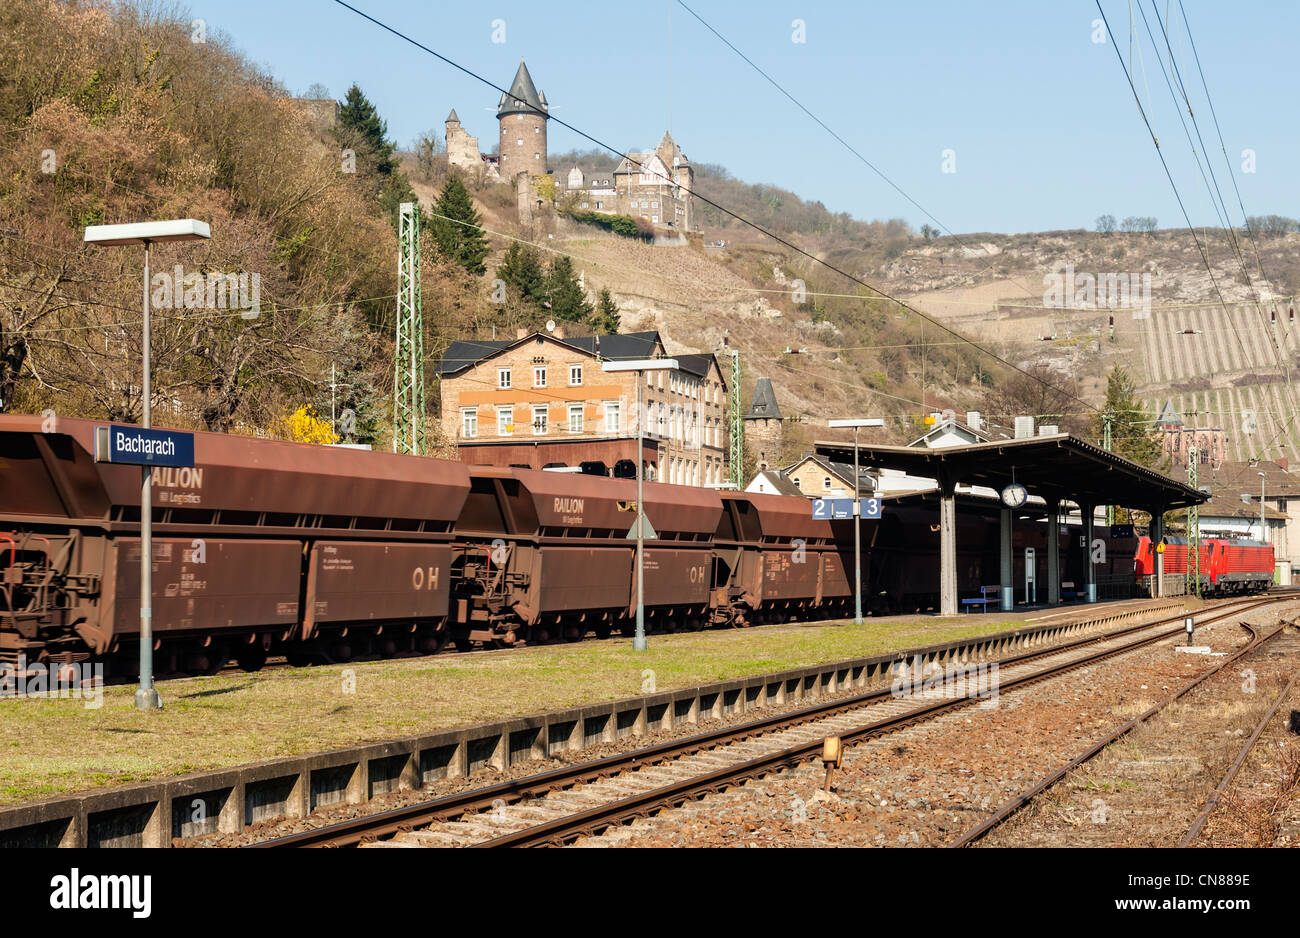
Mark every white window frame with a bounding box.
[604,401,621,433]
[532,405,548,435]
[498,368,511,389]
[461,408,478,439]
[568,403,584,433]
[569,364,583,386]
[534,366,547,388]
[497,406,513,436]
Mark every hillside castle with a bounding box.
[446,60,697,231]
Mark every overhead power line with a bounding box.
[328,0,1100,415]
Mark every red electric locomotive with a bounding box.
[1134,535,1274,595]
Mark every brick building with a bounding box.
[435,329,730,486]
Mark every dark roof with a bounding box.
[785,453,874,494]
[752,470,803,497]
[1209,459,1300,497]
[446,108,460,123]
[497,60,547,118]
[745,378,782,419]
[675,353,718,382]
[434,331,725,383]
[436,331,659,377]
[813,435,1205,510]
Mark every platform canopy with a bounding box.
[814,433,1205,511]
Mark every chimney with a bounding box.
[552,324,565,339]
[1014,416,1035,439]
[966,411,981,431]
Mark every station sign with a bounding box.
[812,497,882,520]
[94,425,195,468]
[1109,523,1136,538]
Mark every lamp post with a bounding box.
[602,358,679,651]
[1259,471,1267,544]
[84,219,211,710]
[827,418,885,624]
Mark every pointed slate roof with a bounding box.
[744,378,782,419]
[497,60,548,118]
[1157,399,1183,427]
[446,108,460,123]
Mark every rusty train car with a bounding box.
[0,416,1128,675]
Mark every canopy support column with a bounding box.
[1081,502,1096,603]
[939,472,958,616]
[1150,505,1165,597]
[1047,497,1060,606]
[1000,508,1014,612]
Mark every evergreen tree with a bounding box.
[1092,365,1162,467]
[589,287,620,334]
[496,242,547,308]
[336,84,397,176]
[547,255,592,322]
[432,175,489,276]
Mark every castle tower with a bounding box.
[445,108,484,172]
[743,378,785,471]
[497,60,548,181]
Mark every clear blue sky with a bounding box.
[199,0,1298,234]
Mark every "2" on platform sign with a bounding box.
[812,498,882,520]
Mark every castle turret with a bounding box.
[497,60,548,180]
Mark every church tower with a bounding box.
[497,60,548,181]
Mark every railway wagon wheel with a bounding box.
[236,647,267,672]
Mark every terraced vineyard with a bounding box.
[1114,300,1300,463]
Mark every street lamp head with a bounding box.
[827,418,885,428]
[601,358,679,373]
[84,219,211,246]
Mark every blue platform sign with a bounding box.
[95,425,195,468]
[812,498,883,520]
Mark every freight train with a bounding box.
[1133,535,1274,595]
[1,415,1134,676]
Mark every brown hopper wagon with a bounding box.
[0,415,469,674]
[448,467,722,646]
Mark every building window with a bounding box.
[792,477,801,487]
[498,368,511,389]
[604,401,620,433]
[652,216,658,223]
[534,126,540,133]
[497,406,513,436]
[596,201,603,209]
[461,408,478,439]
[568,404,584,433]
[569,364,583,385]
[532,405,548,435]
[581,202,589,209]
[823,477,832,490]
[534,153,540,160]
[534,366,547,388]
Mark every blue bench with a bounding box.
[961,585,1000,613]
[1059,580,1079,600]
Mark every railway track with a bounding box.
[252,594,1287,849]
[951,608,1297,848]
